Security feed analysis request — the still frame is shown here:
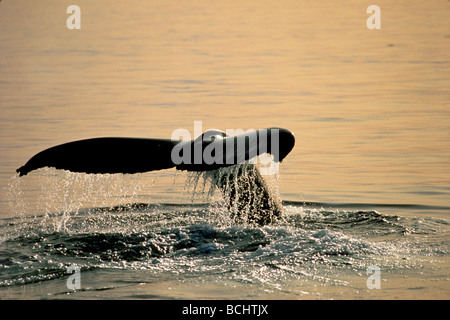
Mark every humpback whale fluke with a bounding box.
[16,137,178,177]
[16,127,295,225]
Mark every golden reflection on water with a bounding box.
[0,0,449,214]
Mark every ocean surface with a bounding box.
[0,1,449,299]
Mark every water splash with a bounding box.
[2,165,448,297]
[2,206,446,290]
[187,162,284,225]
[5,169,146,233]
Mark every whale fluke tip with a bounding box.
[16,166,26,177]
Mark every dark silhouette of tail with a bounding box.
[16,127,295,226]
[17,128,295,176]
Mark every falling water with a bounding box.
[1,165,449,299]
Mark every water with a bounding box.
[0,1,449,299]
[0,169,448,299]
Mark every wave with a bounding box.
[284,200,450,212]
[1,201,448,289]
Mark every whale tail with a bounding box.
[16,137,178,177]
[16,128,295,225]
[17,128,295,177]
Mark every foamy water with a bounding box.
[1,170,448,299]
